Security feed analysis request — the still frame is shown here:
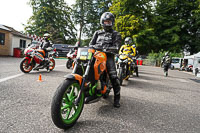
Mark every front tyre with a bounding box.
[66,59,73,69]
[51,80,84,129]
[135,66,139,77]
[20,58,33,73]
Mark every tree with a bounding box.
[72,0,112,42]
[153,0,200,54]
[110,0,155,54]
[24,0,76,44]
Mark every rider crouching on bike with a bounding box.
[86,12,122,108]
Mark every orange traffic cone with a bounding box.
[38,74,43,82]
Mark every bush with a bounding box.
[146,50,183,66]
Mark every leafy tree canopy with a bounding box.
[25,0,76,44]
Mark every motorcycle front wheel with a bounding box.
[66,59,73,69]
[135,66,139,77]
[20,58,33,73]
[51,80,84,129]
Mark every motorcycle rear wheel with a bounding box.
[51,80,84,129]
[20,58,33,73]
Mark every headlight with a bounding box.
[123,59,128,63]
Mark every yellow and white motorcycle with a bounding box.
[116,53,138,85]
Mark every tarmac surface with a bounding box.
[0,57,200,133]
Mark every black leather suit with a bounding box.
[89,29,122,101]
[162,55,171,72]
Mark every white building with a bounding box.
[0,24,32,56]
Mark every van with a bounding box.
[171,57,182,69]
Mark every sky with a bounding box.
[0,0,75,32]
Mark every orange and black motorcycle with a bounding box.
[51,46,115,129]
[20,45,55,73]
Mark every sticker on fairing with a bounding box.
[88,52,92,59]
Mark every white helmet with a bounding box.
[125,37,132,46]
[43,33,50,37]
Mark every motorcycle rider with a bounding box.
[119,37,136,57]
[41,33,52,66]
[119,37,138,75]
[162,52,171,76]
[85,12,122,108]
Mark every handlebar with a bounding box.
[89,45,117,51]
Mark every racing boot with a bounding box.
[114,94,120,108]
[111,78,121,108]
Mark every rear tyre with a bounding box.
[51,80,84,129]
[20,58,33,73]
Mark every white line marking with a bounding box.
[0,65,65,83]
[56,65,66,67]
[0,73,24,83]
[176,78,188,83]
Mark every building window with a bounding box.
[20,39,26,48]
[0,33,5,45]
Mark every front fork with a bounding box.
[74,58,93,105]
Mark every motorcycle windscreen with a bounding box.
[77,48,93,61]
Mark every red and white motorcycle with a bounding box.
[20,45,55,73]
[66,48,77,69]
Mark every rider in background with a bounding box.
[119,37,136,57]
[41,33,52,65]
[162,52,171,76]
[119,37,138,76]
[87,12,122,108]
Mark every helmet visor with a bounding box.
[103,20,112,26]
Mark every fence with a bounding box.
[142,59,161,67]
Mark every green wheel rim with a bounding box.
[60,82,84,124]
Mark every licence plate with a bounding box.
[80,56,87,60]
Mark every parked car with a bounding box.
[52,44,72,57]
